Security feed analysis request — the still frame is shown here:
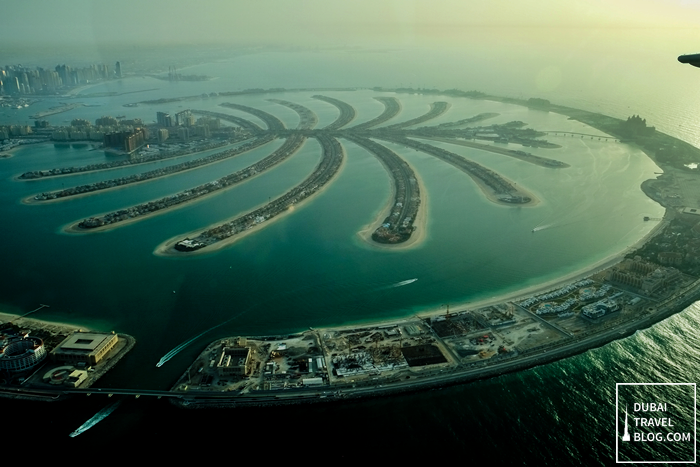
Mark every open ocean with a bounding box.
[1,48,699,461]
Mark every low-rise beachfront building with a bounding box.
[50,332,118,366]
[582,299,620,319]
[42,366,88,387]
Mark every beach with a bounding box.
[0,311,90,334]
[412,211,670,320]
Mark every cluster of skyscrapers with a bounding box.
[156,110,218,143]
[0,61,122,95]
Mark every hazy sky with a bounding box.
[2,0,699,48]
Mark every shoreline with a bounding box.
[308,210,669,334]
[0,311,91,334]
[414,217,665,320]
[0,144,25,160]
[171,208,685,409]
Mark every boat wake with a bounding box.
[69,399,122,437]
[376,278,418,290]
[392,278,418,287]
[157,306,255,367]
[157,322,225,367]
[532,224,553,232]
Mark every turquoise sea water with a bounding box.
[0,52,696,460]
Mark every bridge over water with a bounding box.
[543,131,618,142]
[0,385,337,405]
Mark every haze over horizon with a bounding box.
[3,1,700,108]
[2,0,699,48]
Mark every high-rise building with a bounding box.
[8,77,20,95]
[175,110,193,126]
[104,128,146,153]
[115,61,122,78]
[157,112,173,127]
[177,127,190,142]
[158,128,169,144]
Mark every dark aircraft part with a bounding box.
[678,53,700,68]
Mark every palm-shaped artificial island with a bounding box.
[22,90,570,255]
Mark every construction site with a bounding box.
[171,258,695,406]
